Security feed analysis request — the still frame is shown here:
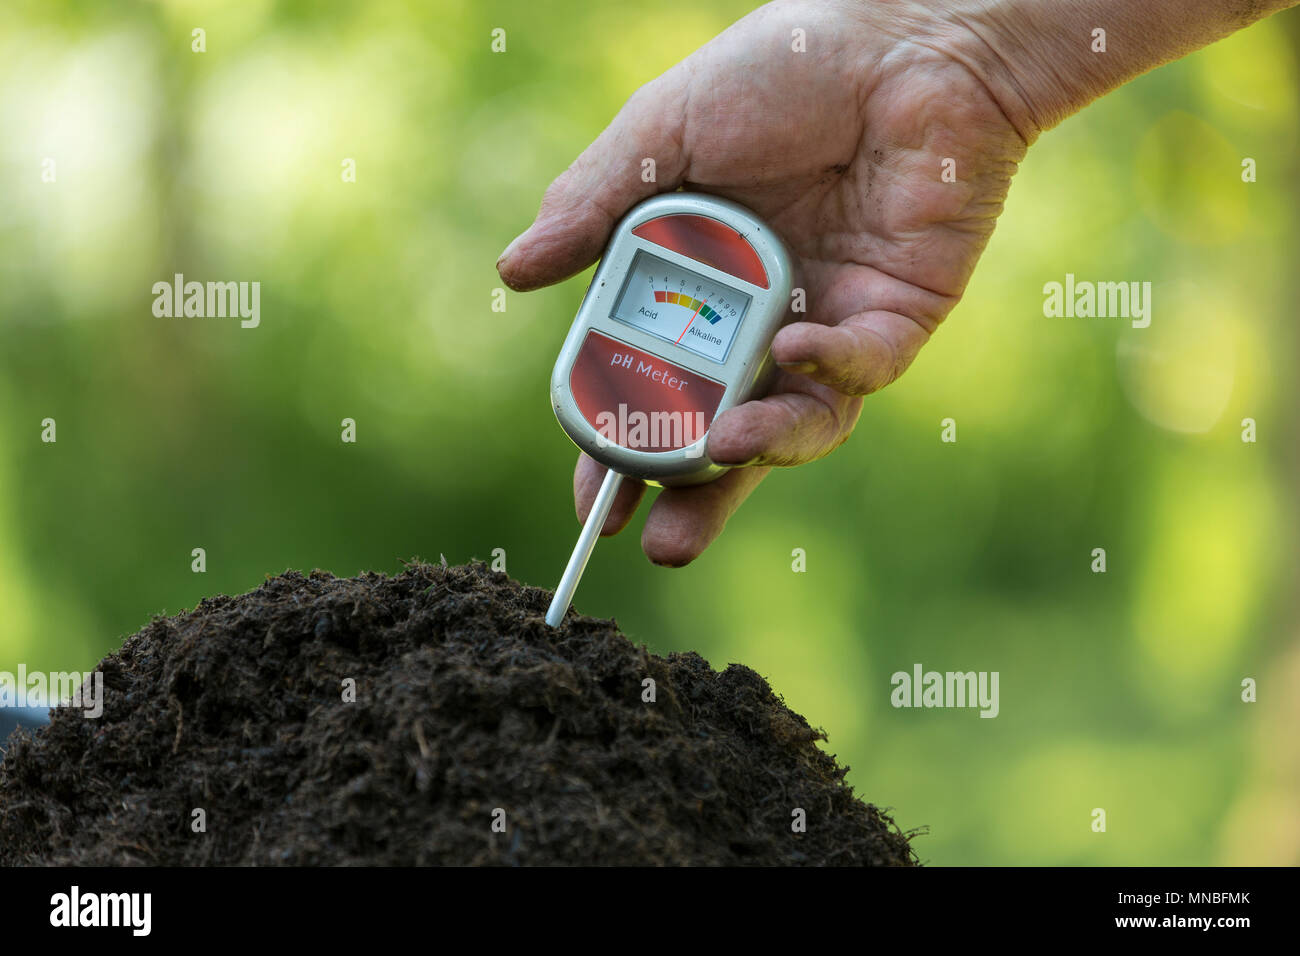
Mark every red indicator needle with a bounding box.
[676,299,706,344]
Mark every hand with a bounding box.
[497,0,1029,565]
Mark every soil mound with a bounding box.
[0,562,915,865]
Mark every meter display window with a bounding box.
[610,250,752,364]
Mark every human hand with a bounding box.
[497,0,1291,565]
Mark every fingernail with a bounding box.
[496,229,527,268]
[777,360,817,375]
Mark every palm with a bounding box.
[667,2,1026,452]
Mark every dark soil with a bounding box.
[0,562,916,866]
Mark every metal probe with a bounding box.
[545,468,624,627]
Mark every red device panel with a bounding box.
[632,214,769,289]
[569,331,725,453]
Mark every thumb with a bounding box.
[497,80,687,292]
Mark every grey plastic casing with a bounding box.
[550,193,794,487]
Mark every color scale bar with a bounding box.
[653,291,723,324]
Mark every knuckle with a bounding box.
[847,325,901,395]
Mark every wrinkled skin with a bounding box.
[498,0,1030,565]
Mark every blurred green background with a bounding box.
[2,0,1297,865]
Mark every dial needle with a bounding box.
[546,468,625,627]
[676,299,706,344]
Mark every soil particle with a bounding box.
[0,562,916,866]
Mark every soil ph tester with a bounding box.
[546,193,793,626]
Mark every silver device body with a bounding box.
[550,192,794,486]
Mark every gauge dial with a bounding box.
[610,250,752,364]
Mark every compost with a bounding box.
[0,562,916,866]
